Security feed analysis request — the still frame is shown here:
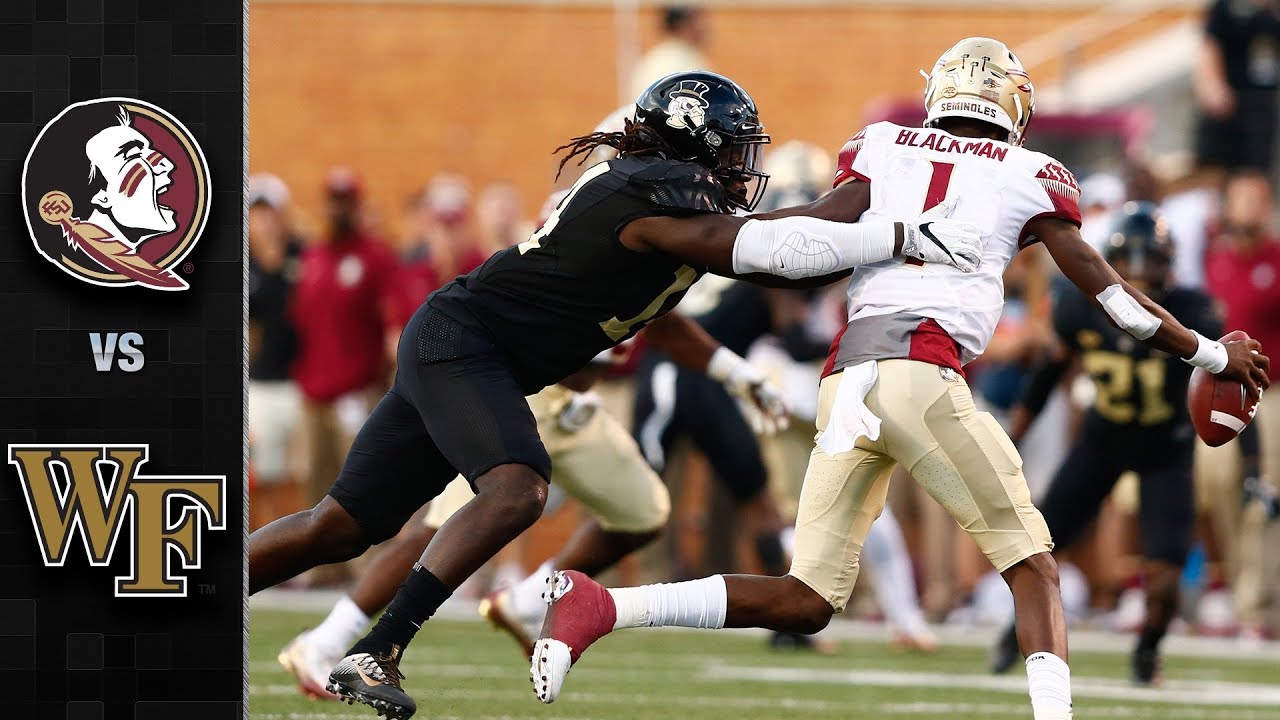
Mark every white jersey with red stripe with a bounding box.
[829,121,1081,369]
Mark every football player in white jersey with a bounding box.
[530,38,1271,720]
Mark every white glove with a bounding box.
[707,347,790,435]
[900,199,982,273]
[555,391,600,434]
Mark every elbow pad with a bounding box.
[731,217,897,279]
[1096,284,1161,340]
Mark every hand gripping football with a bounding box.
[1188,330,1261,447]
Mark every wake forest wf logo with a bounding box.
[8,445,226,597]
[21,98,212,290]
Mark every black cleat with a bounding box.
[989,623,1021,674]
[1131,645,1163,686]
[326,645,417,719]
[768,631,837,654]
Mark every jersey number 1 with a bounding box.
[906,160,955,267]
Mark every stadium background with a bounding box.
[246,1,1280,717]
[249,0,1205,236]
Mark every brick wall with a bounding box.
[249,2,1195,242]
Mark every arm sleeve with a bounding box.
[832,126,873,188]
[731,214,897,279]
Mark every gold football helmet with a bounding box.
[922,37,1034,146]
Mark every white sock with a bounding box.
[1026,652,1073,720]
[608,575,727,630]
[310,594,371,655]
[863,507,928,633]
[509,560,554,620]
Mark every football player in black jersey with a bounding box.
[989,203,1221,684]
[247,70,985,718]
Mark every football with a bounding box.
[1188,330,1260,447]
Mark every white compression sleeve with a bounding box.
[1096,284,1161,340]
[732,216,898,279]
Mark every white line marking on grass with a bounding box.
[875,703,1280,718]
[704,664,1280,708]
[253,593,1280,663]
[247,687,1280,720]
[252,715,595,720]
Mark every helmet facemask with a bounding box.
[713,129,770,212]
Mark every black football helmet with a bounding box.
[1103,201,1175,296]
[634,70,771,212]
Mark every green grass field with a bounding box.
[250,603,1280,720]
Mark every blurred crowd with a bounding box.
[249,1,1280,643]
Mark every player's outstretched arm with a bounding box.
[643,312,789,433]
[620,197,983,285]
[1034,215,1271,396]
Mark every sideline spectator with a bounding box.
[421,174,486,281]
[1203,170,1280,638]
[1078,172,1127,252]
[476,182,531,256]
[248,173,305,530]
[627,6,712,100]
[289,167,398,585]
[1160,162,1222,290]
[1194,0,1280,174]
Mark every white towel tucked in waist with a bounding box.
[817,361,882,456]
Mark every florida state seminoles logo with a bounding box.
[22,98,211,290]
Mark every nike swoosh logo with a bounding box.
[918,222,956,262]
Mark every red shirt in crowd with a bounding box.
[290,231,398,403]
[388,245,492,327]
[1204,237,1280,354]
[389,258,441,328]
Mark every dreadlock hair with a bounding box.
[553,118,686,179]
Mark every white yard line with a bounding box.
[703,664,1280,709]
[250,658,1280,711]
[252,712,596,717]
[249,684,1280,719]
[251,590,1280,663]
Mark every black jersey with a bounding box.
[1052,284,1222,447]
[682,279,829,361]
[428,155,730,392]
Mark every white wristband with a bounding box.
[1184,331,1229,374]
[732,217,897,279]
[706,346,744,383]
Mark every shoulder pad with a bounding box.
[620,157,732,214]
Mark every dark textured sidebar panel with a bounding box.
[0,1,245,720]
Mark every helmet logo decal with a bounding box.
[665,79,711,130]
